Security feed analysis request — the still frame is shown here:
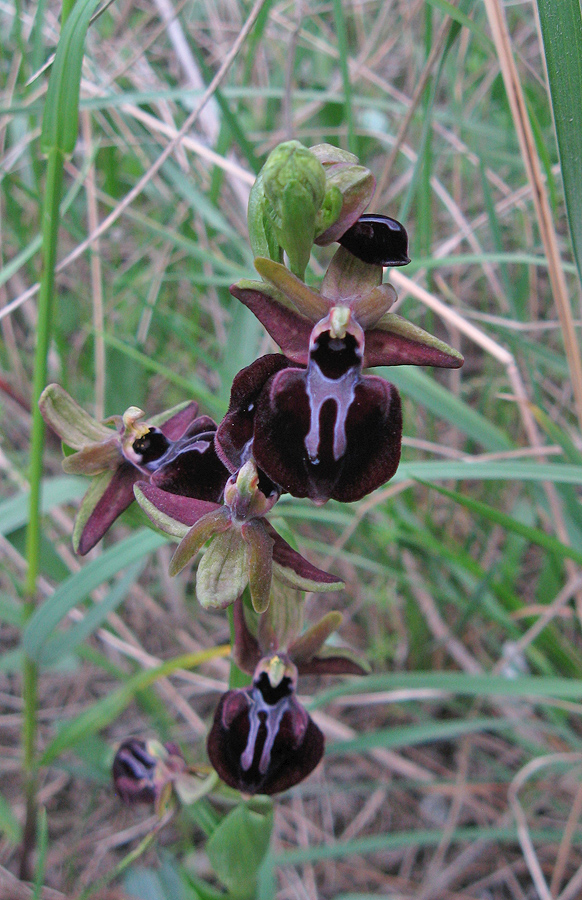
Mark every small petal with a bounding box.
[287,611,343,665]
[297,647,370,676]
[39,383,113,448]
[338,214,410,266]
[76,462,139,555]
[320,245,383,307]
[254,257,329,322]
[364,314,464,369]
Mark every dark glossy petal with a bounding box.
[153,429,229,502]
[253,368,402,503]
[339,214,410,266]
[77,462,140,555]
[215,354,295,472]
[229,283,312,365]
[363,315,464,369]
[207,682,324,795]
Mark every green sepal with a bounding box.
[288,611,343,664]
[375,313,464,366]
[195,529,250,610]
[39,383,113,448]
[254,257,329,321]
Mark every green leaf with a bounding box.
[424,481,582,568]
[394,460,582,485]
[22,529,169,662]
[327,715,511,755]
[536,0,582,286]
[206,804,274,900]
[41,0,104,154]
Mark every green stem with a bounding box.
[20,146,66,879]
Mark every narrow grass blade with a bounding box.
[37,560,145,666]
[22,530,168,661]
[0,477,85,536]
[384,367,512,452]
[536,0,582,287]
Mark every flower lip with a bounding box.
[338,214,411,267]
[112,739,158,804]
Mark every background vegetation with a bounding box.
[1,0,582,897]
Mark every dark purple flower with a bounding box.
[225,250,463,504]
[39,385,229,554]
[207,655,324,795]
[112,739,187,811]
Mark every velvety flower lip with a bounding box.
[214,354,295,476]
[207,654,324,795]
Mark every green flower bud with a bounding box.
[251,141,328,279]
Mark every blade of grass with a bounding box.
[536,0,582,289]
[22,530,169,662]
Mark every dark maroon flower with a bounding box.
[39,385,229,554]
[225,249,463,504]
[207,655,324,795]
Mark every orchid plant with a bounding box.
[41,140,462,842]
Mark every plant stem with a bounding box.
[20,146,66,879]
